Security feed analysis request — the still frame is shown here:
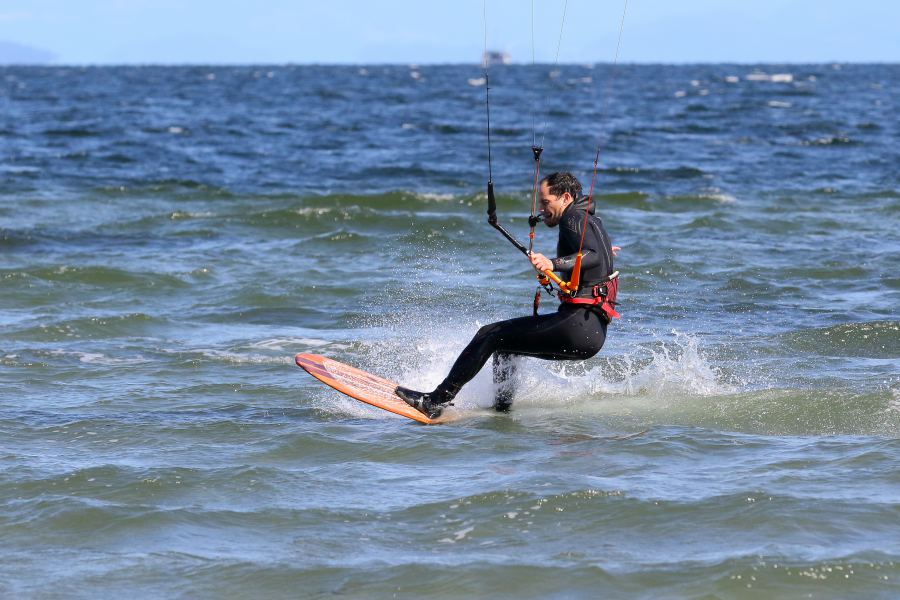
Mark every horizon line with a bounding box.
[2,60,898,68]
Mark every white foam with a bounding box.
[169,210,213,219]
[768,100,792,109]
[618,331,731,397]
[699,192,737,204]
[508,330,733,414]
[200,349,293,365]
[415,192,455,202]
[249,337,330,351]
[49,349,149,365]
[467,77,486,87]
[397,333,494,410]
[292,207,332,216]
[745,72,793,83]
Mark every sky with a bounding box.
[0,0,898,64]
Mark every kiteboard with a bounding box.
[295,353,449,425]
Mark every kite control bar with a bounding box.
[485,181,578,295]
[486,181,528,256]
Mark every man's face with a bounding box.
[539,182,572,227]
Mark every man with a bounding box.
[395,171,618,418]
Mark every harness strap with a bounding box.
[558,272,620,321]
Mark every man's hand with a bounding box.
[529,252,553,273]
[612,245,621,256]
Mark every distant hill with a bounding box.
[0,40,56,64]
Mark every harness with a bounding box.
[558,271,621,322]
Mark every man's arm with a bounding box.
[552,249,598,273]
[530,246,619,274]
[530,249,600,273]
[530,216,619,274]
[541,211,604,273]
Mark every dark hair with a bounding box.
[541,172,582,200]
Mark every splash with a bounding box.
[513,329,732,408]
[354,310,730,414]
[303,308,900,435]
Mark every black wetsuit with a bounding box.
[433,197,616,409]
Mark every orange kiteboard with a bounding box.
[295,353,447,425]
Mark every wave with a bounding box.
[799,136,860,147]
[0,229,36,249]
[45,349,151,366]
[105,187,473,211]
[195,349,293,366]
[599,191,735,212]
[606,165,707,180]
[7,313,163,342]
[779,321,899,359]
[4,265,188,289]
[95,179,234,199]
[42,128,102,138]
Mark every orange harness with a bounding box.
[558,271,620,322]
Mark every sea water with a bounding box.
[1,64,898,598]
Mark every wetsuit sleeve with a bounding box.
[552,249,599,273]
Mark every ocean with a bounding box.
[1,63,898,598]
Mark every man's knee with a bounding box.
[474,322,502,341]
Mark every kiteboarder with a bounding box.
[395,171,619,418]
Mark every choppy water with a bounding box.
[2,64,899,598]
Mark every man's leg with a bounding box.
[436,308,604,401]
[396,313,565,416]
[398,307,605,416]
[492,352,517,412]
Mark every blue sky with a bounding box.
[0,0,897,64]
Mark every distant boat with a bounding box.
[482,50,511,66]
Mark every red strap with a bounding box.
[559,277,620,320]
